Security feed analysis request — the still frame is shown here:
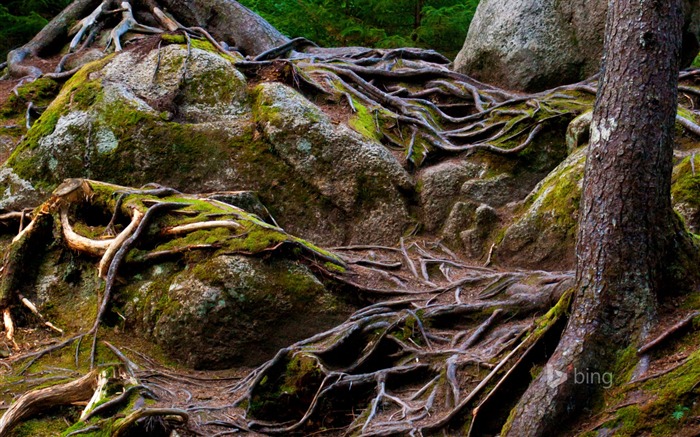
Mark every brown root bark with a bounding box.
[7,0,103,78]
[158,0,289,55]
[5,0,288,79]
[0,369,99,436]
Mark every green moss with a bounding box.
[531,288,573,339]
[8,55,115,187]
[0,77,59,119]
[611,346,638,389]
[280,354,321,394]
[249,352,324,419]
[323,261,346,273]
[234,226,288,252]
[161,34,243,64]
[672,156,700,208]
[72,80,102,111]
[161,33,186,44]
[348,98,382,141]
[598,348,700,436]
[12,411,78,437]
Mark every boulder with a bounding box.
[460,204,500,258]
[253,82,414,244]
[495,147,585,270]
[440,201,477,247]
[0,167,40,211]
[672,155,700,233]
[454,0,700,91]
[128,255,351,369]
[4,39,415,245]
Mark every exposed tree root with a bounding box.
[4,4,700,435]
[0,184,579,435]
[213,269,573,435]
[637,310,700,355]
[0,368,99,436]
[0,178,347,371]
[107,1,163,52]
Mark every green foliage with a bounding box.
[0,0,477,62]
[238,0,479,58]
[672,405,690,421]
[0,0,72,59]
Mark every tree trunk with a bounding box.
[504,0,684,435]
[158,0,289,55]
[5,0,289,77]
[7,0,102,77]
[414,0,424,30]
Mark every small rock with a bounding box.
[440,201,477,247]
[419,160,480,231]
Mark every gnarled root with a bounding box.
[107,1,163,52]
[226,270,573,435]
[6,0,103,78]
[0,369,100,436]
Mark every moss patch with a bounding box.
[495,147,586,269]
[600,349,700,436]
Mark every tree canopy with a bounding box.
[238,0,476,57]
[0,0,72,60]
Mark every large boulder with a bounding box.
[4,38,414,245]
[495,147,586,270]
[454,0,700,91]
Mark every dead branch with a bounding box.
[60,207,114,256]
[637,310,700,355]
[97,208,144,278]
[0,369,99,436]
[90,202,185,367]
[107,1,163,52]
[19,294,63,334]
[163,220,241,236]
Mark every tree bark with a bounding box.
[5,0,289,77]
[7,0,102,77]
[158,0,289,55]
[504,0,684,435]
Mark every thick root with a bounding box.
[0,369,100,436]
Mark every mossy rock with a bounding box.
[495,147,586,270]
[125,255,352,369]
[100,43,248,122]
[3,45,419,246]
[252,82,414,244]
[418,160,481,232]
[492,148,700,270]
[672,155,700,233]
[14,179,351,371]
[0,167,41,211]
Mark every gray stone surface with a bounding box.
[0,167,40,211]
[102,44,248,122]
[495,147,586,270]
[461,173,532,208]
[254,82,414,244]
[419,161,480,231]
[455,0,700,91]
[136,255,351,369]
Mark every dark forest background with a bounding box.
[0,0,479,60]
